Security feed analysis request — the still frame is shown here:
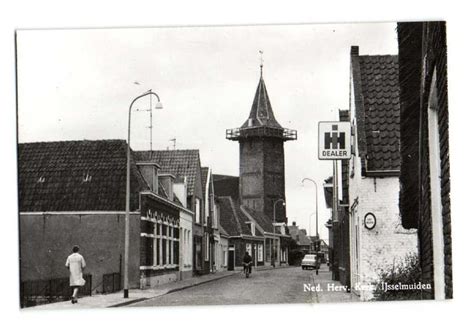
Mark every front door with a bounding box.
[350,202,361,295]
[228,247,235,271]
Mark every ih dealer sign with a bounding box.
[318,121,351,160]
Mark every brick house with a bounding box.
[397,22,452,299]
[348,46,418,300]
[134,150,208,276]
[201,167,221,273]
[18,140,192,296]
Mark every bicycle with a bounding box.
[243,262,252,278]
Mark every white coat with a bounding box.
[65,253,86,287]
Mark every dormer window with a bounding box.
[246,221,256,236]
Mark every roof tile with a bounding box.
[355,54,401,172]
[135,150,200,197]
[18,140,147,212]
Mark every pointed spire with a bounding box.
[240,59,282,129]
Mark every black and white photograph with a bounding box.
[14,20,453,310]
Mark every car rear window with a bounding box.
[304,255,316,260]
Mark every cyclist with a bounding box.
[243,251,253,276]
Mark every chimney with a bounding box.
[173,176,188,208]
[351,46,359,56]
[158,174,175,202]
[292,221,296,226]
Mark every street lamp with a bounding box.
[272,199,285,267]
[309,212,316,251]
[124,89,162,298]
[302,178,319,246]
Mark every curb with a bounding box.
[108,272,239,308]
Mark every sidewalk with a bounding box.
[24,265,285,310]
[311,265,359,303]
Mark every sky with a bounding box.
[16,22,398,241]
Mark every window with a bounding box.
[195,198,201,224]
[162,225,167,265]
[169,239,172,264]
[156,235,160,265]
[246,243,252,255]
[195,237,202,270]
[258,244,263,261]
[204,233,209,261]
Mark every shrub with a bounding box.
[373,253,423,301]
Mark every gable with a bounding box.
[352,50,401,175]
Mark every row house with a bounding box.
[134,150,208,277]
[345,46,418,300]
[18,140,193,295]
[287,222,312,253]
[201,167,230,272]
[212,178,290,270]
[397,22,452,299]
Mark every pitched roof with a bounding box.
[298,231,311,246]
[217,196,253,237]
[201,167,209,194]
[135,150,200,197]
[351,46,401,174]
[240,75,282,129]
[18,140,148,212]
[241,206,275,233]
[213,174,240,200]
[218,223,230,237]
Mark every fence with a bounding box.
[102,272,121,294]
[20,274,92,308]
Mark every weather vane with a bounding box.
[259,50,264,76]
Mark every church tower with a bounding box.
[226,64,297,223]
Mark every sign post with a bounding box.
[318,121,351,223]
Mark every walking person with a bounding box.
[65,245,86,304]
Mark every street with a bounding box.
[131,266,357,307]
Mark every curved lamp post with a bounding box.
[302,178,319,243]
[272,199,285,267]
[124,90,162,298]
[309,211,316,251]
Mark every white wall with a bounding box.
[348,133,417,301]
[348,75,418,300]
[180,210,193,277]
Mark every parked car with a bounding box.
[301,254,319,270]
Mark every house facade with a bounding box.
[347,46,418,300]
[18,140,193,298]
[397,22,452,299]
[134,150,208,276]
